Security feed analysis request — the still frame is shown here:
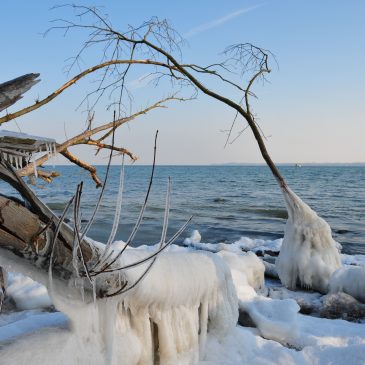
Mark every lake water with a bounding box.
[1,165,364,254]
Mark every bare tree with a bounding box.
[0,5,341,296]
[0,5,285,188]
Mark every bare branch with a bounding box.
[17,96,181,179]
[61,149,102,188]
[86,140,137,161]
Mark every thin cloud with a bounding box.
[183,4,263,39]
[128,73,156,90]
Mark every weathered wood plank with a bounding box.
[0,196,41,243]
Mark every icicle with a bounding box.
[72,238,80,278]
[94,156,125,270]
[32,156,38,178]
[80,278,85,303]
[25,151,31,165]
[118,271,122,287]
[51,143,56,168]
[3,152,7,162]
[15,155,19,169]
[92,278,97,305]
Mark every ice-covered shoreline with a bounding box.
[1,232,365,364]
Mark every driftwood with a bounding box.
[0,74,173,301]
[0,74,99,296]
[0,74,40,112]
[0,159,94,280]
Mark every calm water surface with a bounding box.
[1,165,364,254]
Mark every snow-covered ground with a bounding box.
[1,232,365,365]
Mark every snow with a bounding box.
[184,231,282,256]
[241,296,300,345]
[341,253,365,267]
[0,245,238,365]
[6,272,52,310]
[329,266,365,303]
[217,250,265,290]
[231,236,283,255]
[266,284,323,314]
[183,229,202,245]
[0,311,67,342]
[276,188,342,293]
[0,130,56,143]
[1,233,365,364]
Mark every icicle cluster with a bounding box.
[50,248,239,365]
[0,142,57,173]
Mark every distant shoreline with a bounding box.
[44,163,365,167]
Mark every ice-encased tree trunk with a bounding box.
[276,187,341,293]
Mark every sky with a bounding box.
[0,0,364,165]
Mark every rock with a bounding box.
[320,292,365,321]
[238,309,256,328]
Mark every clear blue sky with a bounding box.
[1,0,364,165]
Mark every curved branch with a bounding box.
[86,140,137,161]
[61,149,102,188]
[0,60,189,125]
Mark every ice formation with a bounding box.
[183,230,202,245]
[49,247,238,365]
[0,130,57,171]
[183,231,283,257]
[329,266,365,303]
[217,251,265,290]
[1,242,365,365]
[276,187,341,293]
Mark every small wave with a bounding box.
[216,215,236,221]
[335,229,351,234]
[213,197,228,203]
[237,207,288,219]
[47,202,67,210]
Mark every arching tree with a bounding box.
[0,5,341,304]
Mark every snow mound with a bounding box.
[329,266,365,303]
[183,230,202,245]
[341,254,365,268]
[6,272,52,310]
[276,188,341,293]
[241,297,300,345]
[231,236,283,255]
[217,251,264,290]
[184,231,282,256]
